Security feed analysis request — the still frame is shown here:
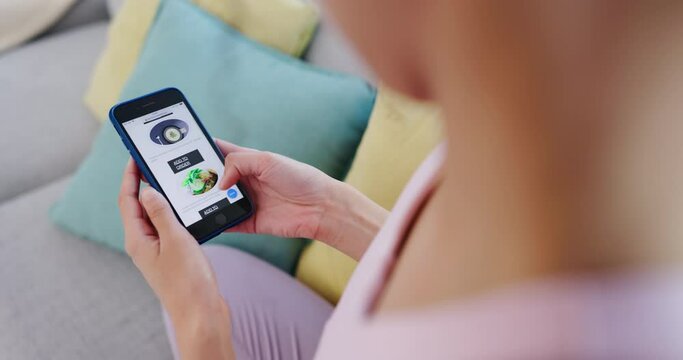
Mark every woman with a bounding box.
[119,0,683,358]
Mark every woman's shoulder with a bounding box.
[317,268,683,359]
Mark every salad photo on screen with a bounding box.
[181,168,218,195]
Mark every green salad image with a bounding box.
[182,168,218,195]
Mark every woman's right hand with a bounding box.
[216,139,388,260]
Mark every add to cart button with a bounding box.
[198,198,230,219]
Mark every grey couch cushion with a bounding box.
[0,177,171,359]
[0,22,106,202]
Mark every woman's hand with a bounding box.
[216,140,333,240]
[216,139,388,260]
[119,159,234,360]
[118,140,386,358]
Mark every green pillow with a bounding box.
[51,0,376,273]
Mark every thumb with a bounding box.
[140,187,184,239]
[219,151,272,190]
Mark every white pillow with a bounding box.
[106,0,125,17]
[0,0,77,53]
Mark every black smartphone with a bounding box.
[110,87,253,243]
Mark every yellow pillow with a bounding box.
[84,0,158,122]
[193,0,318,57]
[295,86,443,304]
[84,0,319,121]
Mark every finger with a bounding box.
[119,159,150,254]
[119,159,144,226]
[121,159,140,199]
[139,187,185,240]
[139,197,157,237]
[219,151,271,190]
[124,156,149,184]
[214,138,252,156]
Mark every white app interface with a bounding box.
[123,102,243,226]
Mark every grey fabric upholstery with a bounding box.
[0,177,171,360]
[0,22,106,203]
[107,0,125,17]
[46,0,109,36]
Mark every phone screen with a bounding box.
[121,101,244,227]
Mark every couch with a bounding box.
[0,0,372,358]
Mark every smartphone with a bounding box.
[110,87,253,243]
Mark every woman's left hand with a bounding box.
[119,159,234,359]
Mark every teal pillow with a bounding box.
[51,0,376,273]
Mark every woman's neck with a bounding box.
[426,1,683,296]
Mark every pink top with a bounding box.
[315,144,683,359]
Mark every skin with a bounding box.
[119,140,387,359]
[119,160,233,359]
[327,0,683,311]
[120,0,683,357]
[216,141,388,261]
